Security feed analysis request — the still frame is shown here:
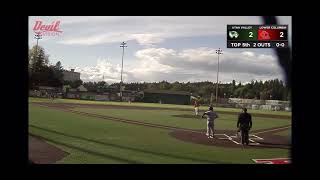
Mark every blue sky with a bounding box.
[28,16,291,83]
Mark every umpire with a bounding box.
[237,108,252,145]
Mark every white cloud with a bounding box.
[130,33,165,45]
[58,33,132,45]
[30,16,292,48]
[52,16,291,46]
[242,51,255,57]
[69,47,285,84]
[70,58,124,83]
[132,48,174,74]
[30,16,290,83]
[59,33,165,46]
[59,16,113,25]
[128,47,284,83]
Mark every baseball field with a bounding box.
[29,97,292,164]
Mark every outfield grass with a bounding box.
[29,97,292,116]
[29,104,290,164]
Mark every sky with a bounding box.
[28,16,292,84]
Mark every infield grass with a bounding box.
[29,102,291,164]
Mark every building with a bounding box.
[63,69,80,82]
[29,86,62,98]
[228,98,291,111]
[121,90,140,102]
[77,85,88,92]
[64,84,120,101]
[142,90,191,105]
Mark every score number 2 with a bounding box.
[248,31,285,38]
[280,32,284,38]
[249,32,253,38]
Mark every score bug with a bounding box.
[230,43,242,47]
[276,42,286,48]
[253,42,271,48]
[227,25,288,48]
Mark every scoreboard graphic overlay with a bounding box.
[227,25,288,48]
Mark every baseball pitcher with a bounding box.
[193,100,200,116]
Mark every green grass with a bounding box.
[72,107,291,131]
[29,97,292,116]
[29,103,290,164]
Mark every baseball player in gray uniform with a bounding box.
[202,106,219,138]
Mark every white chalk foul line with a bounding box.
[250,134,264,140]
[249,139,260,145]
[254,126,291,135]
[227,134,262,145]
[223,134,241,145]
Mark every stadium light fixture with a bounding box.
[215,48,223,105]
[120,41,127,102]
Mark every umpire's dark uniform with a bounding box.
[237,108,252,145]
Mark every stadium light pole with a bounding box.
[120,41,127,102]
[34,33,42,73]
[35,33,42,45]
[215,48,222,105]
[34,33,42,57]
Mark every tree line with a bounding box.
[29,45,65,88]
[29,45,290,102]
[29,45,83,89]
[112,79,290,102]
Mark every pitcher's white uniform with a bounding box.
[203,110,218,138]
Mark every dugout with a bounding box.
[142,90,191,105]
